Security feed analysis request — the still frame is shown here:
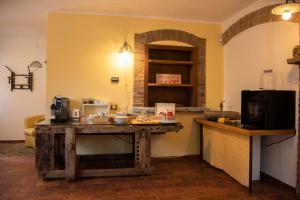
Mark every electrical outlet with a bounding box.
[111,77,119,84]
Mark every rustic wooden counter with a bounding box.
[35,121,183,181]
[194,118,295,192]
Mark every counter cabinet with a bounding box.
[194,118,295,192]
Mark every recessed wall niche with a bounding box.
[133,29,206,107]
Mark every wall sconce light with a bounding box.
[118,41,133,113]
[119,41,133,64]
[271,0,300,20]
[29,61,43,69]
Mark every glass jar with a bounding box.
[260,69,275,90]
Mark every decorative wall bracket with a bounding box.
[4,65,33,91]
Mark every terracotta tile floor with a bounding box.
[0,155,296,200]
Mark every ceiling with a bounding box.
[0,0,258,37]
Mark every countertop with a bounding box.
[36,120,183,134]
[132,107,205,113]
[194,118,295,136]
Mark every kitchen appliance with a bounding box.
[50,96,70,122]
[71,109,80,120]
[241,90,295,130]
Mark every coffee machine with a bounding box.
[50,96,70,122]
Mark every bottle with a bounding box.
[260,69,275,90]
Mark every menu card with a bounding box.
[155,103,175,120]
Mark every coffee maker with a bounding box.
[50,96,70,122]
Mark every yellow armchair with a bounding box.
[24,115,45,148]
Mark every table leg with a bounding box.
[65,127,76,181]
[249,136,253,193]
[35,132,51,178]
[200,123,203,159]
[135,129,151,173]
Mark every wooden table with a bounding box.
[35,121,183,181]
[194,118,295,192]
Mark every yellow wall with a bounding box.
[47,13,223,156]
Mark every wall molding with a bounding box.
[222,4,300,45]
[133,29,206,107]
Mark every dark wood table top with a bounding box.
[35,120,183,134]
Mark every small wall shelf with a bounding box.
[287,57,300,64]
[4,66,33,91]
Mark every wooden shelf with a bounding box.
[194,118,296,137]
[148,83,193,87]
[149,59,193,65]
[287,57,300,64]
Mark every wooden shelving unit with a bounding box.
[144,44,198,107]
[287,57,300,64]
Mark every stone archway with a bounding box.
[222,4,300,45]
[133,29,206,107]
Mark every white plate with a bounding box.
[160,119,177,124]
